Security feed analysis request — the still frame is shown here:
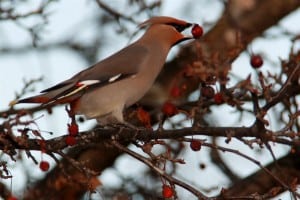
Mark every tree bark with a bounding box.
[223,151,300,197]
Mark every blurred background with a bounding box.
[0,0,300,199]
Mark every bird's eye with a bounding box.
[167,23,192,32]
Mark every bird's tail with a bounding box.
[9,78,98,107]
[9,94,53,107]
[9,80,78,107]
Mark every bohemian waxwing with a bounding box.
[11,16,196,125]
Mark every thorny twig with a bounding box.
[95,0,137,23]
[0,0,54,46]
[11,77,43,105]
[0,0,52,21]
[111,139,210,200]
[262,63,300,111]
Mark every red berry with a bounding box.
[250,54,263,68]
[65,135,76,146]
[39,161,50,172]
[214,93,223,104]
[137,107,151,128]
[7,196,18,200]
[162,185,174,198]
[191,24,203,39]
[190,140,201,151]
[201,86,215,99]
[162,102,178,117]
[68,123,78,136]
[170,86,181,98]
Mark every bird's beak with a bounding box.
[181,23,195,40]
[173,23,195,45]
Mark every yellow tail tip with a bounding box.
[9,100,18,107]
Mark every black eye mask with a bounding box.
[167,22,192,32]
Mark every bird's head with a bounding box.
[139,16,195,46]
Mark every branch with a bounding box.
[0,0,52,21]
[262,63,300,111]
[2,124,298,152]
[94,0,136,23]
[222,151,300,198]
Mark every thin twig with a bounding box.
[95,0,136,23]
[111,139,210,200]
[263,63,300,111]
[200,141,300,198]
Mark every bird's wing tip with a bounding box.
[9,100,18,107]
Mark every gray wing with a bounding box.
[74,43,148,81]
[18,44,148,105]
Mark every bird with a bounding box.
[11,16,196,125]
